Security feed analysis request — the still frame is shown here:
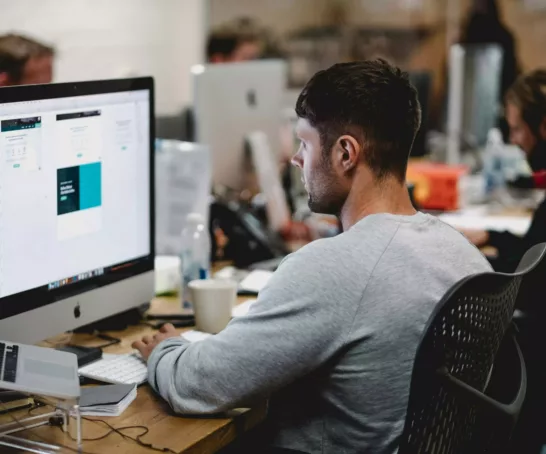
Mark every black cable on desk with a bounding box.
[23,397,179,454]
[56,415,178,453]
[81,418,178,453]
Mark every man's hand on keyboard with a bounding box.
[132,323,179,360]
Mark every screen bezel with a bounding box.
[0,77,155,320]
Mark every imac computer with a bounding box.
[192,59,286,192]
[192,60,291,231]
[0,78,155,343]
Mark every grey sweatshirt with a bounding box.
[148,212,491,454]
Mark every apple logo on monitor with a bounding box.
[74,304,81,319]
[247,90,257,108]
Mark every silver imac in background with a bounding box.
[192,60,286,193]
[0,78,155,344]
[192,60,291,230]
[446,43,503,165]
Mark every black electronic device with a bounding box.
[56,345,103,368]
[210,199,288,269]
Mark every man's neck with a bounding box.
[339,176,416,231]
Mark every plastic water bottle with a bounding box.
[180,213,211,310]
[483,128,506,200]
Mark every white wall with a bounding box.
[0,0,206,115]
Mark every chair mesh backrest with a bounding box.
[399,272,522,454]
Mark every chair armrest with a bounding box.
[437,333,526,421]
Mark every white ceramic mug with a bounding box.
[188,279,238,334]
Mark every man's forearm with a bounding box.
[146,337,231,414]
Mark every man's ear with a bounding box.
[334,134,361,173]
[539,117,546,141]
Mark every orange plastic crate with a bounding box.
[406,162,468,211]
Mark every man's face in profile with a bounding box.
[292,118,347,215]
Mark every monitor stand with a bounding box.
[244,130,291,232]
[73,302,150,333]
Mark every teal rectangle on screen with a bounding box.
[79,162,102,210]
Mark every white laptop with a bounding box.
[0,340,80,401]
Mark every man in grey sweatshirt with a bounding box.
[133,60,491,454]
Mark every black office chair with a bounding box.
[509,243,546,454]
[398,249,544,454]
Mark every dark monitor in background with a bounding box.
[155,114,184,141]
[408,71,432,157]
[155,108,195,142]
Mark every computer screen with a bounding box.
[0,80,154,325]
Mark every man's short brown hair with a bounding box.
[296,59,422,182]
[0,34,54,83]
[506,69,546,134]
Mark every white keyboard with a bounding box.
[79,352,148,386]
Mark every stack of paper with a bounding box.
[438,212,531,236]
[231,299,256,317]
[78,384,137,417]
[181,330,212,342]
[239,271,273,294]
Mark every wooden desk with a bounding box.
[1,296,267,454]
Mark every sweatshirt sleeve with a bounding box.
[487,230,523,255]
[487,198,546,262]
[146,245,360,415]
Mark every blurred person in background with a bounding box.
[433,0,520,133]
[459,0,520,140]
[462,69,546,272]
[206,17,283,64]
[206,27,263,63]
[182,25,263,140]
[0,33,54,86]
[459,0,520,100]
